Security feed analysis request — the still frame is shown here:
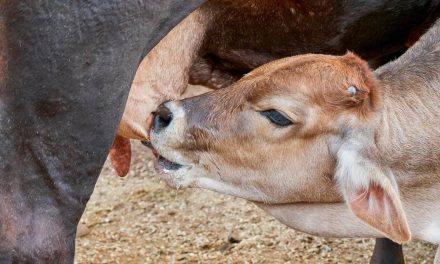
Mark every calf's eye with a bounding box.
[260,110,293,127]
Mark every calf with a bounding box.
[149,18,440,260]
[115,0,440,261]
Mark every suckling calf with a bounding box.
[115,1,440,261]
[149,19,440,260]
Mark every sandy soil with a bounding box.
[75,141,436,264]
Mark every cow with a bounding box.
[115,1,439,262]
[148,17,440,262]
[0,1,205,262]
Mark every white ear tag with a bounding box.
[347,86,357,97]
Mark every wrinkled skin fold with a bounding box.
[0,1,204,262]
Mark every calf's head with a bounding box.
[150,53,410,243]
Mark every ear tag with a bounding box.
[347,86,357,97]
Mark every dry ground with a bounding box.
[75,142,436,264]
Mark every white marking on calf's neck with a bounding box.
[196,177,271,203]
[421,221,440,244]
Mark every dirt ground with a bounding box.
[75,141,436,264]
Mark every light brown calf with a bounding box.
[149,18,440,254]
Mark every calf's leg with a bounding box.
[435,246,440,264]
[370,238,405,264]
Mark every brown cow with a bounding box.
[148,18,440,260]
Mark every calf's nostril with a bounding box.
[153,104,173,131]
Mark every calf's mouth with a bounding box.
[156,156,184,172]
[141,140,186,173]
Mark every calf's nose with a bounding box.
[153,103,173,132]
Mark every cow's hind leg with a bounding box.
[370,238,405,264]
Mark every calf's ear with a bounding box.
[336,150,411,243]
[339,52,380,116]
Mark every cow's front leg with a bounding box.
[370,238,404,264]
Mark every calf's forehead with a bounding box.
[245,56,354,98]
